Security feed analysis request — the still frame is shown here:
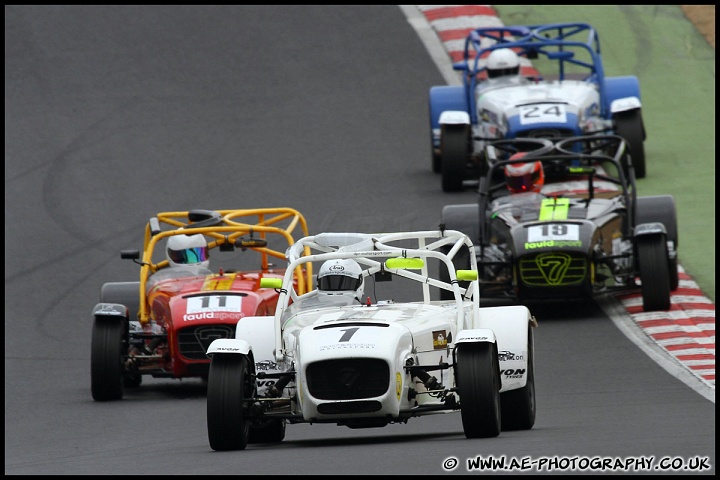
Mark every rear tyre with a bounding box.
[207,354,253,451]
[91,318,125,401]
[441,125,470,192]
[614,110,646,179]
[249,419,286,444]
[500,326,536,430]
[637,236,671,311]
[456,343,501,438]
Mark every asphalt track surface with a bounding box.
[4,5,715,475]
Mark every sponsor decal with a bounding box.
[525,239,583,250]
[95,303,124,316]
[396,372,402,401]
[319,343,376,351]
[498,350,524,361]
[433,330,448,350]
[256,360,278,371]
[501,368,526,379]
[183,311,245,322]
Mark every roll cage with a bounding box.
[260,230,481,362]
[478,135,638,245]
[455,23,609,123]
[121,207,312,324]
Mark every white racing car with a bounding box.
[205,229,537,450]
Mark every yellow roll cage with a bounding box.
[135,207,312,324]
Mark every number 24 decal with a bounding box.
[519,104,567,124]
[523,105,563,118]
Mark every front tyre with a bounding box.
[207,354,253,451]
[456,342,501,438]
[91,317,125,401]
[637,236,671,311]
[500,326,536,430]
[441,124,470,192]
[635,195,679,291]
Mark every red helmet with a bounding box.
[504,153,544,193]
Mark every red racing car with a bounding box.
[91,208,312,401]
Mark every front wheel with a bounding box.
[91,317,125,401]
[441,125,470,192]
[635,195,679,291]
[207,354,253,451]
[637,236,671,311]
[500,326,536,430]
[456,343,501,438]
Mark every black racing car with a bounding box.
[440,135,678,312]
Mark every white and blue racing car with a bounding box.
[430,22,647,191]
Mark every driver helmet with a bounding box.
[486,48,520,79]
[166,233,210,268]
[504,152,545,193]
[317,259,364,302]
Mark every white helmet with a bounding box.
[486,48,520,79]
[317,259,364,302]
[166,233,209,268]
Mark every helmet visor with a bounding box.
[318,274,362,292]
[487,66,519,79]
[168,247,209,265]
[506,170,542,192]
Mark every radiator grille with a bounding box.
[519,252,587,287]
[317,401,383,414]
[177,325,235,360]
[307,359,389,400]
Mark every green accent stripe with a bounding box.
[539,198,570,221]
